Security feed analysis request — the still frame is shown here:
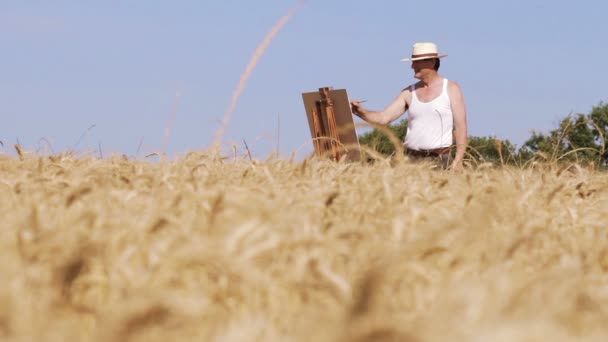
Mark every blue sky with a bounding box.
[1,0,607,159]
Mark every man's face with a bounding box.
[411,58,435,79]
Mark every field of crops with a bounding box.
[1,152,608,341]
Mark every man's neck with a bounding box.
[419,72,442,87]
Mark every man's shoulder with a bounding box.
[447,79,462,91]
[400,81,421,93]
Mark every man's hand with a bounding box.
[350,100,366,117]
[449,159,464,172]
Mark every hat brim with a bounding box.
[401,54,448,62]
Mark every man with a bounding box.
[351,42,468,170]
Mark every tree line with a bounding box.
[358,102,608,168]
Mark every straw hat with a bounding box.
[401,42,448,62]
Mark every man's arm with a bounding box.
[351,91,409,125]
[448,81,468,169]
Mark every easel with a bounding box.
[302,87,360,161]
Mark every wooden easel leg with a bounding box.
[319,87,342,161]
[311,106,323,157]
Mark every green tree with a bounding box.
[467,136,517,165]
[517,131,554,162]
[519,109,604,165]
[589,102,608,166]
[566,113,599,162]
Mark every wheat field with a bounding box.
[1,151,607,342]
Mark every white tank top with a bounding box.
[404,78,453,150]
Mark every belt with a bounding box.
[406,147,451,158]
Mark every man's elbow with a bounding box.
[378,113,391,125]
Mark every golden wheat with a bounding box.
[0,151,607,341]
